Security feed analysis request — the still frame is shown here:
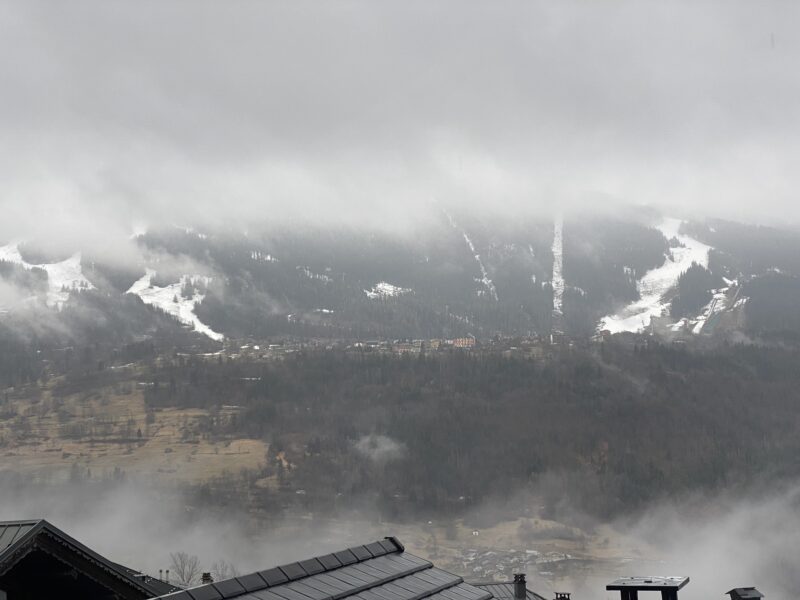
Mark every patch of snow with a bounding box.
[448,312,472,325]
[173,224,207,239]
[444,211,498,301]
[598,218,711,333]
[365,282,412,299]
[0,243,94,308]
[297,266,332,283]
[690,288,730,334]
[251,250,278,263]
[551,214,565,315]
[126,269,223,341]
[669,318,689,332]
[462,231,498,301]
[568,285,586,297]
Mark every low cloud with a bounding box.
[355,434,407,463]
[1,0,800,254]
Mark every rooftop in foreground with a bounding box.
[153,537,492,600]
[0,518,178,599]
[471,582,546,600]
[727,588,764,600]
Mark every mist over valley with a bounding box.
[2,2,800,599]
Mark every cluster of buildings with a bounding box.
[228,334,571,362]
[445,548,576,584]
[0,519,766,600]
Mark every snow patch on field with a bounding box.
[599,218,711,333]
[365,282,411,299]
[126,269,223,341]
[0,243,94,308]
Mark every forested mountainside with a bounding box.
[4,341,800,522]
[2,211,800,347]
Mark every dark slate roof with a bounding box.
[153,537,493,600]
[472,582,547,600]
[113,560,185,596]
[726,589,764,600]
[0,519,179,597]
[0,520,39,557]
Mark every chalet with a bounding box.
[2,521,748,600]
[473,575,546,600]
[0,525,548,600]
[452,336,476,349]
[0,519,178,600]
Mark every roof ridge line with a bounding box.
[159,537,408,599]
[272,537,405,582]
[36,520,157,596]
[0,519,46,526]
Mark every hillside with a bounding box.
[4,341,800,522]
[1,212,800,355]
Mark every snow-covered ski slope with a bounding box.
[551,214,564,316]
[0,243,94,308]
[126,269,223,341]
[599,218,711,333]
[365,282,412,299]
[443,211,499,301]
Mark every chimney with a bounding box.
[514,574,527,600]
[159,569,163,582]
[165,570,169,584]
[555,594,571,600]
[202,573,214,584]
[727,589,764,600]
[607,576,689,600]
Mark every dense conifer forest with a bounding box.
[132,343,800,520]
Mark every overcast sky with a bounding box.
[1,1,798,247]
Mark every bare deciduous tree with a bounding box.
[169,551,202,587]
[211,559,241,581]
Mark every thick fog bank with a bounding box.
[0,478,798,598]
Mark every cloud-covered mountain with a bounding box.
[2,210,799,348]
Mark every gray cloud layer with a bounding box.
[1,0,799,246]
